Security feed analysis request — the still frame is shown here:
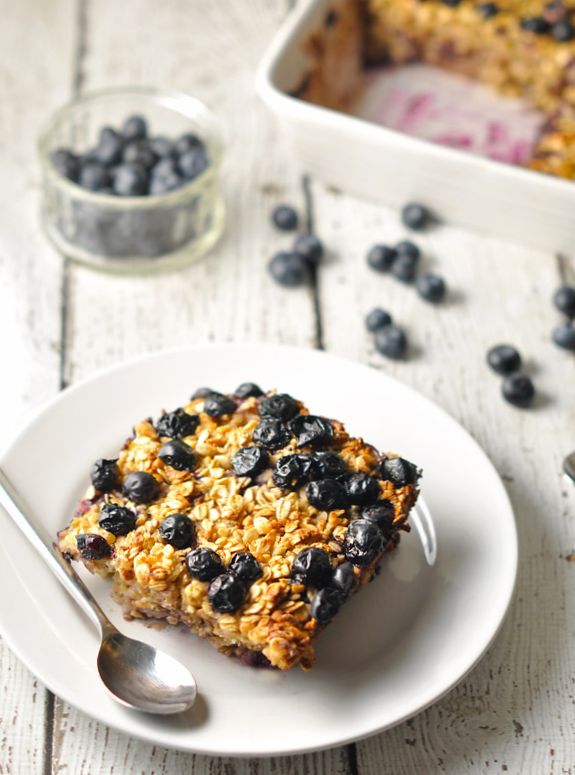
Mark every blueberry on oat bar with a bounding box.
[290,415,334,448]
[158,440,196,471]
[232,446,270,478]
[155,407,199,438]
[90,458,119,493]
[98,503,137,536]
[159,514,196,549]
[229,551,263,582]
[291,547,332,588]
[76,533,112,560]
[208,572,247,613]
[122,471,159,504]
[186,547,224,581]
[253,418,292,451]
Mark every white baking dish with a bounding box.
[257,0,575,255]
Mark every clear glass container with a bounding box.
[38,87,225,274]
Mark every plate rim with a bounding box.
[0,343,518,757]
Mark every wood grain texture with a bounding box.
[0,2,77,773]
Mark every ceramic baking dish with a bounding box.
[256,0,575,256]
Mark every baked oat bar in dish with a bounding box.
[58,384,420,671]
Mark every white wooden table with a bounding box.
[1,1,574,772]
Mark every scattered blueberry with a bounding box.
[208,572,247,613]
[112,162,148,196]
[122,115,148,141]
[521,16,551,34]
[395,240,421,261]
[365,308,392,332]
[487,344,522,375]
[553,286,575,318]
[476,2,499,18]
[552,321,575,351]
[186,547,224,581]
[552,19,575,41]
[401,202,432,231]
[159,514,196,549]
[90,458,119,493]
[229,551,263,582]
[260,393,300,421]
[76,533,112,560]
[94,126,124,166]
[122,140,157,169]
[253,418,292,451]
[344,473,381,505]
[158,439,196,471]
[380,457,418,486]
[392,254,418,283]
[203,393,236,417]
[361,499,395,536]
[291,547,332,588]
[50,148,80,181]
[374,325,408,359]
[293,234,323,267]
[191,387,216,400]
[176,133,203,156]
[331,562,356,597]
[273,454,315,489]
[272,204,299,231]
[234,382,264,399]
[122,471,159,503]
[268,252,310,288]
[290,415,334,448]
[99,503,137,536]
[501,373,536,407]
[232,446,270,477]
[155,408,199,438]
[178,147,209,181]
[306,478,348,511]
[79,162,111,192]
[416,273,447,303]
[311,451,348,480]
[310,587,344,623]
[367,244,396,272]
[149,136,176,159]
[342,519,384,566]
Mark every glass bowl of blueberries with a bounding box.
[39,87,225,273]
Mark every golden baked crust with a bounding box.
[58,390,420,671]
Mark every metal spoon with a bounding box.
[564,451,575,484]
[0,467,197,715]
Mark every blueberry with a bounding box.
[344,473,380,505]
[186,547,224,581]
[272,204,298,231]
[365,308,392,332]
[149,136,176,159]
[293,234,323,267]
[79,162,111,192]
[342,519,384,566]
[229,551,263,582]
[331,562,356,597]
[94,127,124,166]
[122,115,148,141]
[501,373,536,407]
[361,499,395,536]
[176,133,204,156]
[395,240,421,261]
[149,171,184,195]
[392,254,417,283]
[401,202,432,231]
[553,286,575,317]
[155,408,199,438]
[268,252,310,288]
[159,513,196,549]
[367,244,396,272]
[273,454,315,489]
[290,415,334,448]
[374,325,408,359]
[521,16,550,33]
[552,321,575,351]
[90,458,119,493]
[50,148,80,181]
[122,140,157,169]
[260,393,299,421]
[153,157,178,177]
[311,451,348,480]
[416,273,447,303]
[552,19,575,40]
[76,533,112,560]
[253,418,291,451]
[158,439,196,471]
[234,382,264,399]
[476,2,499,18]
[178,147,209,180]
[203,393,237,417]
[99,503,137,535]
[306,479,348,511]
[112,162,148,196]
[441,0,461,5]
[380,457,418,487]
[122,471,159,504]
[191,387,216,400]
[487,344,522,375]
[291,547,332,588]
[310,587,344,623]
[208,572,247,613]
[232,446,270,477]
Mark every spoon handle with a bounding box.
[0,467,114,634]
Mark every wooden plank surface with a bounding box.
[1,0,575,773]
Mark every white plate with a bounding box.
[0,344,517,757]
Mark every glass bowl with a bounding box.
[38,87,225,274]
